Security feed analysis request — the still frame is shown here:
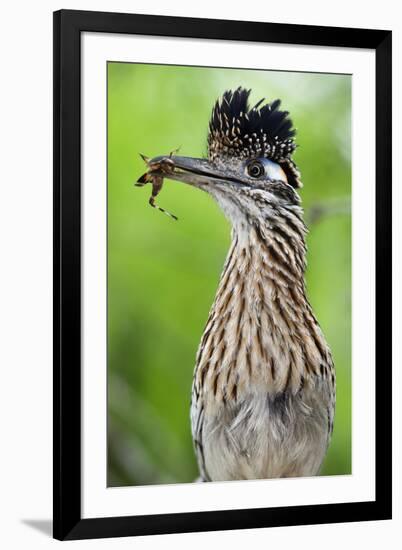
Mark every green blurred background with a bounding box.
[107,62,351,486]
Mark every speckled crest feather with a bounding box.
[208,87,302,188]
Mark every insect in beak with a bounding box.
[135,150,179,221]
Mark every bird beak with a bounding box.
[147,155,242,189]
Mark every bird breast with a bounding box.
[193,228,333,415]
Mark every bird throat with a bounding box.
[193,215,329,411]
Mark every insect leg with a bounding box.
[148,176,178,221]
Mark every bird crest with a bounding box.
[208,87,302,188]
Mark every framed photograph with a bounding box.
[53,9,392,540]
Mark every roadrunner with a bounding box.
[140,87,335,481]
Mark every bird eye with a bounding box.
[247,161,264,179]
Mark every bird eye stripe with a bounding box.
[245,158,288,183]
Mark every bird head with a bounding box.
[145,87,303,229]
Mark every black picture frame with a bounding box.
[53,9,392,541]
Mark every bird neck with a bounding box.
[218,206,310,337]
[233,206,308,283]
[194,209,331,408]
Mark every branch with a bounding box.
[305,197,351,225]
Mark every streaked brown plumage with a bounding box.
[139,87,335,482]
